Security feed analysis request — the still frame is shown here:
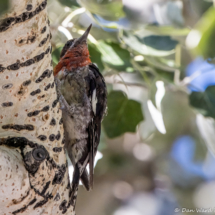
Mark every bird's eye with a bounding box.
[60,39,76,58]
[66,39,75,47]
[32,147,47,161]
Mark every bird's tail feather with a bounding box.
[81,169,91,191]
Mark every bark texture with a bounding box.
[0,0,76,214]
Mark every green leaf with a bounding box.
[145,25,190,36]
[58,0,80,7]
[189,7,215,58]
[96,41,133,71]
[103,91,144,138]
[52,46,63,66]
[123,31,177,57]
[143,36,178,51]
[149,79,158,107]
[88,43,105,72]
[144,56,178,72]
[189,85,215,119]
[78,0,125,21]
[0,0,9,15]
[155,69,175,82]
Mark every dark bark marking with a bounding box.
[7,62,20,70]
[41,105,49,112]
[41,26,47,34]
[50,118,56,126]
[44,83,51,91]
[33,193,53,209]
[32,147,48,162]
[34,52,45,62]
[0,17,15,32]
[40,181,51,196]
[24,146,48,175]
[59,200,67,213]
[29,198,37,205]
[2,102,13,107]
[59,118,63,125]
[47,157,57,168]
[0,66,6,73]
[17,89,24,95]
[29,35,36,43]
[28,104,52,117]
[49,134,55,141]
[2,137,39,150]
[2,83,13,89]
[4,46,51,71]
[45,46,51,54]
[53,147,62,153]
[25,124,34,131]
[22,80,31,86]
[54,193,60,201]
[47,70,53,78]
[12,189,30,205]
[35,69,50,83]
[2,124,34,131]
[55,132,61,141]
[52,99,58,108]
[27,110,40,117]
[12,205,27,215]
[0,0,47,33]
[37,135,47,141]
[19,39,24,44]
[30,89,41,96]
[20,59,35,67]
[12,197,36,214]
[39,34,49,47]
[26,4,33,11]
[1,137,27,147]
[52,164,66,185]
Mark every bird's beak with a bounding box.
[76,24,92,43]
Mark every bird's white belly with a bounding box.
[62,109,90,141]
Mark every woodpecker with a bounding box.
[54,24,107,191]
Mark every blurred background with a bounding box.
[3,0,215,214]
[47,0,215,214]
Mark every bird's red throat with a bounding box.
[54,44,91,76]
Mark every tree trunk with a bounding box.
[0,0,76,214]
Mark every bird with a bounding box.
[54,24,107,192]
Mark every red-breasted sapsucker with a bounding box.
[54,24,107,191]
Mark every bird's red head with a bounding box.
[54,24,92,76]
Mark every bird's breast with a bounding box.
[59,69,88,105]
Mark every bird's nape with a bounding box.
[60,39,75,58]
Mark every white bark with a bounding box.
[0,0,76,214]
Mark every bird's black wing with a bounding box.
[81,63,107,190]
[89,63,107,150]
[90,63,107,188]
